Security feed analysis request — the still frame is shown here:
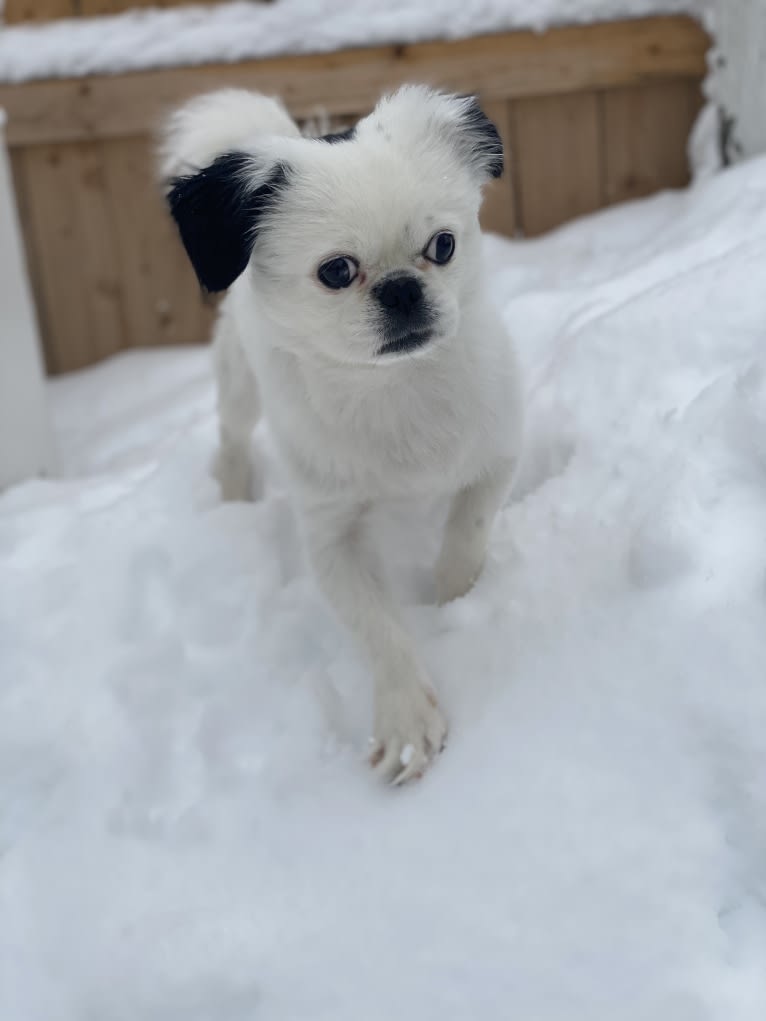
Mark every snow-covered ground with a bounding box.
[0,0,709,83]
[2,156,766,1019]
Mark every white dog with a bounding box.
[161,85,523,784]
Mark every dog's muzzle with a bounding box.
[373,273,436,356]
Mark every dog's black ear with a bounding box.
[457,96,504,180]
[167,153,288,293]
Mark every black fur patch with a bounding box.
[167,153,288,293]
[461,97,504,179]
[320,126,355,144]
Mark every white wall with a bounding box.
[0,110,53,489]
[706,0,766,164]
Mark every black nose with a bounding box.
[373,274,424,316]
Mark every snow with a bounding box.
[2,156,766,1019]
[689,100,723,181]
[0,0,708,84]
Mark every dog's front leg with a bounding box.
[305,501,448,784]
[435,457,516,605]
[213,320,261,502]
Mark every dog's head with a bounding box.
[166,86,503,363]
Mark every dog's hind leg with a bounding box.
[213,312,261,502]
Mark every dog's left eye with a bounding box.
[424,231,456,265]
[317,256,359,290]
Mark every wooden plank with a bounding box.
[101,135,215,351]
[18,141,127,372]
[16,146,89,372]
[479,99,517,237]
[0,18,710,147]
[512,91,603,236]
[78,0,250,14]
[9,148,52,366]
[4,0,241,21]
[4,1,77,25]
[65,141,127,366]
[602,79,700,204]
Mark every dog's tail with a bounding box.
[158,89,300,183]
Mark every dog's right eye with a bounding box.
[317,256,358,290]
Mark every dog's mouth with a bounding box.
[377,330,434,357]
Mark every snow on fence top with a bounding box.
[0,0,709,84]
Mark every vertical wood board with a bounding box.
[602,79,701,205]
[512,91,603,236]
[102,135,215,354]
[16,141,127,371]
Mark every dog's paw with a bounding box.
[434,541,485,605]
[369,682,448,785]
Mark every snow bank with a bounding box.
[0,0,707,84]
[2,158,766,1018]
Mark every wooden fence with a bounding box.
[0,15,709,373]
[4,0,239,23]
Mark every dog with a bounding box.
[160,85,523,784]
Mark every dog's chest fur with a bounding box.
[250,314,516,501]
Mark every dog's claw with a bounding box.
[390,756,427,787]
[368,743,385,768]
[370,685,448,785]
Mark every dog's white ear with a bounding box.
[159,89,300,181]
[368,86,504,182]
[167,154,288,293]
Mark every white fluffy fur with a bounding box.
[158,89,300,181]
[163,85,524,784]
